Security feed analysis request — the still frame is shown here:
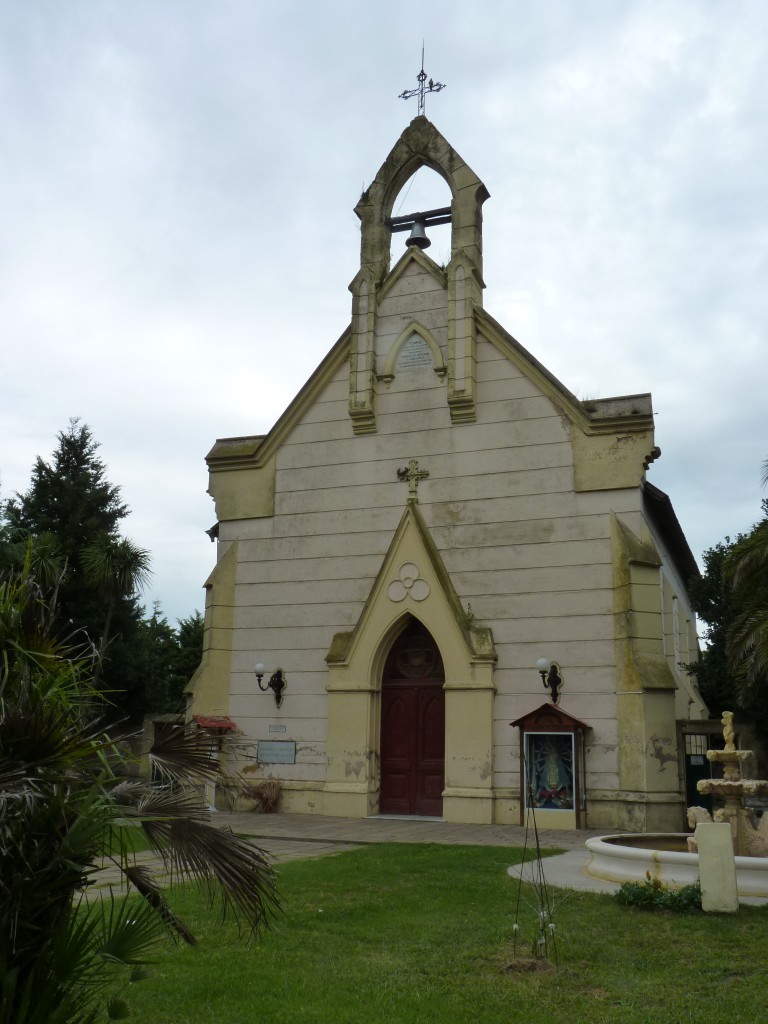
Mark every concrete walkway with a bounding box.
[217,809,604,854]
[88,812,613,898]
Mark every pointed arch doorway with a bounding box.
[379,618,445,817]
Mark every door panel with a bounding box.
[380,621,445,817]
[380,688,416,815]
[415,686,445,816]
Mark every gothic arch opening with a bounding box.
[389,166,452,266]
[379,616,445,817]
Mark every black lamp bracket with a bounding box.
[538,662,563,704]
[255,667,287,708]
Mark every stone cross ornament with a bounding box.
[397,459,429,503]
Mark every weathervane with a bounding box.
[398,44,445,116]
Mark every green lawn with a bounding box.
[126,844,768,1024]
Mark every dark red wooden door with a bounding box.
[380,621,445,817]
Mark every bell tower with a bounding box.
[348,117,490,433]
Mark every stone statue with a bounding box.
[741,808,768,857]
[721,711,736,752]
[686,806,725,852]
[687,806,714,828]
[689,713,768,857]
[688,807,768,856]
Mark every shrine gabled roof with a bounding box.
[511,702,591,733]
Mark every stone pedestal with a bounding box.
[697,822,738,914]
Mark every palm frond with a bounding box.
[159,818,279,934]
[136,784,209,820]
[81,538,152,600]
[122,865,197,945]
[727,519,768,591]
[0,893,160,1024]
[728,609,768,689]
[134,786,211,853]
[148,726,220,783]
[108,778,148,809]
[98,888,166,960]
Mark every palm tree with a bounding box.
[0,563,277,1024]
[81,535,152,685]
[727,521,768,687]
[0,525,65,592]
[726,459,768,694]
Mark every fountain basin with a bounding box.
[585,834,768,897]
[698,779,768,798]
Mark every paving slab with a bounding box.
[213,810,609,852]
[86,811,607,898]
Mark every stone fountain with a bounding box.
[689,711,768,857]
[585,711,768,896]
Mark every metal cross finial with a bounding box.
[398,43,445,116]
[397,459,429,503]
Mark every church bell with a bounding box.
[405,218,431,250]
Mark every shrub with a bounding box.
[615,871,702,912]
[254,778,282,813]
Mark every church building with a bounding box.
[188,116,708,831]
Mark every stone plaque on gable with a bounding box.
[396,334,433,371]
[258,740,296,764]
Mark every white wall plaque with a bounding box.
[396,334,433,371]
[258,740,296,764]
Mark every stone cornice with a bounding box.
[206,327,351,473]
[476,307,655,436]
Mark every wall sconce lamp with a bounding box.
[254,663,287,708]
[536,658,563,704]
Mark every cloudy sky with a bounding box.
[2,0,766,623]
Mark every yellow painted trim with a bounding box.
[185,541,238,720]
[325,502,496,678]
[610,514,684,830]
[323,501,496,821]
[524,809,577,830]
[207,450,277,522]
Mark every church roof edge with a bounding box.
[642,480,700,583]
[477,307,655,435]
[207,325,352,472]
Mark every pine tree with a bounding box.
[135,603,181,714]
[170,610,204,708]
[5,418,127,559]
[3,420,146,719]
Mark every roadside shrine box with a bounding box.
[511,703,590,829]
